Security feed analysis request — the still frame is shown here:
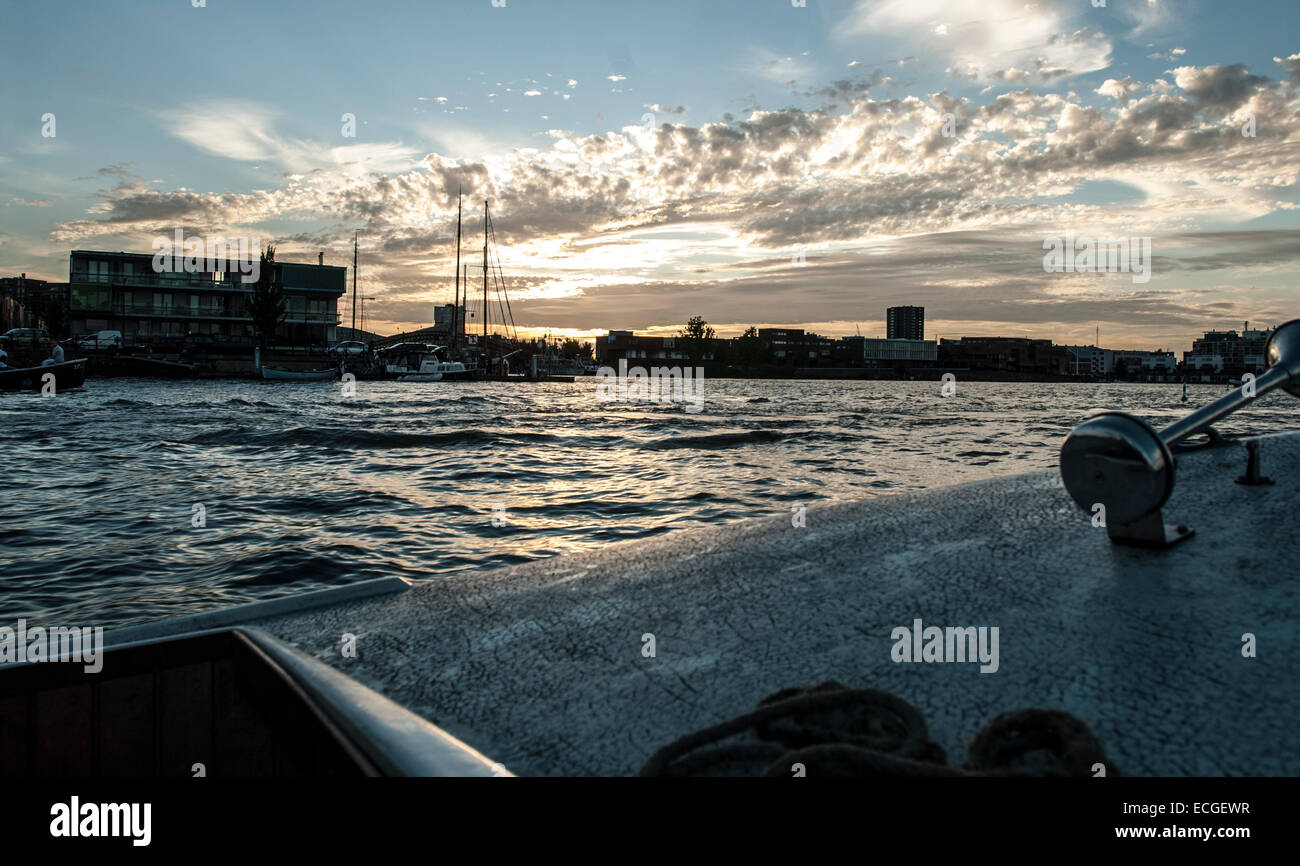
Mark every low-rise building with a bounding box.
[67,250,344,346]
[838,336,937,366]
[595,330,695,365]
[757,328,834,365]
[939,337,1071,375]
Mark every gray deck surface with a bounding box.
[246,432,1300,776]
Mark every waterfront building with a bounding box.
[886,306,925,341]
[66,250,345,346]
[595,330,695,365]
[757,328,834,365]
[0,275,69,333]
[1063,345,1105,375]
[838,335,937,366]
[1183,327,1271,374]
[939,337,1071,375]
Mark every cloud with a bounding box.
[750,50,815,84]
[165,100,422,175]
[841,0,1112,83]
[44,59,1300,343]
[1276,52,1300,85]
[1172,64,1271,109]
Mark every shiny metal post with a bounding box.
[1059,318,1300,547]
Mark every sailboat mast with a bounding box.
[453,191,462,349]
[351,231,358,334]
[482,199,488,349]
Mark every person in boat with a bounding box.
[42,340,65,366]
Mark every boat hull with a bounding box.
[0,359,87,392]
[261,366,336,381]
[113,355,197,378]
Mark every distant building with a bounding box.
[1107,349,1177,375]
[1063,345,1105,375]
[0,275,69,333]
[886,306,925,341]
[66,250,345,345]
[1183,327,1270,374]
[939,337,1071,375]
[1,275,42,330]
[595,330,697,365]
[839,336,937,366]
[1063,345,1176,376]
[757,328,834,365]
[433,302,467,340]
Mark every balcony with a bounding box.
[74,272,256,292]
[108,305,339,325]
[112,304,245,320]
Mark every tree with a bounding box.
[729,326,770,366]
[44,299,67,339]
[560,337,592,361]
[678,315,716,362]
[249,244,286,346]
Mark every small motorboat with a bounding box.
[0,358,88,392]
[260,366,336,381]
[382,344,475,382]
[399,358,474,382]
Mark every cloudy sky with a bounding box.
[1,0,1297,350]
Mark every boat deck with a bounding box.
[131,432,1300,776]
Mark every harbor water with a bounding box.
[3,378,1294,630]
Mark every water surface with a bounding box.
[2,377,1292,629]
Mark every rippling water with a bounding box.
[3,377,1294,630]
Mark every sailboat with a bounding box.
[392,194,517,381]
[389,193,475,382]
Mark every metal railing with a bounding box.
[1059,318,1299,547]
[106,305,340,325]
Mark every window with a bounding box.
[88,261,110,283]
[71,287,110,311]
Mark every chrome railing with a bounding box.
[1059,318,1299,547]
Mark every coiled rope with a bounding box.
[641,681,1117,777]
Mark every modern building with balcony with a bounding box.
[1183,326,1271,375]
[67,250,345,346]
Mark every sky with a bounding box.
[1,0,1297,351]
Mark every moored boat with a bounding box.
[260,366,336,381]
[0,358,88,392]
[381,343,477,382]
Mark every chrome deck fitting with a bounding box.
[1060,318,1299,548]
[1235,439,1275,486]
